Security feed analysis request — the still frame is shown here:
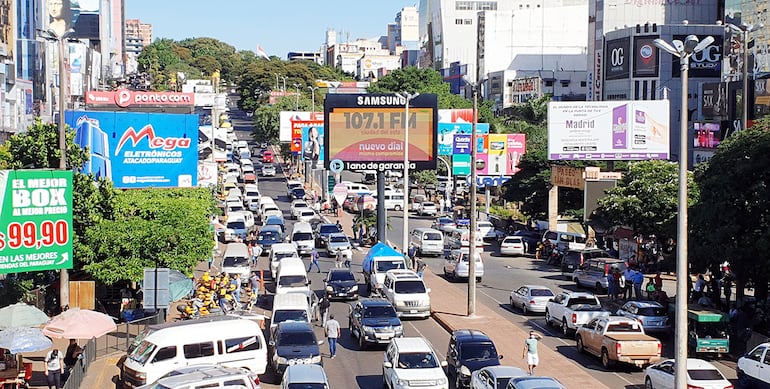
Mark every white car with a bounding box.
[499,236,526,256]
[509,285,554,314]
[383,337,448,389]
[261,164,276,176]
[476,221,497,241]
[738,342,770,387]
[443,248,484,282]
[644,358,731,389]
[287,180,304,196]
[297,209,317,223]
[290,200,311,219]
[417,201,438,216]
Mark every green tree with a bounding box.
[79,188,217,284]
[367,67,477,111]
[691,123,770,301]
[594,160,698,244]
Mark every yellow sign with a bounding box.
[551,165,584,189]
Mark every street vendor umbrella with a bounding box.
[0,303,50,330]
[0,327,52,354]
[42,308,116,339]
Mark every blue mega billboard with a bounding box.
[65,111,198,188]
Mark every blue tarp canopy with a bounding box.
[362,242,403,273]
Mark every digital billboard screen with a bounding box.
[65,111,199,188]
[324,94,438,171]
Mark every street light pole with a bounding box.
[282,76,288,92]
[655,34,714,389]
[293,84,300,110]
[395,92,419,257]
[308,86,319,112]
[468,82,479,317]
[274,73,280,90]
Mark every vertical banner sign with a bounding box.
[633,36,659,78]
[605,37,631,80]
[0,170,74,274]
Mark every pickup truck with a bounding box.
[575,316,662,369]
[545,291,609,337]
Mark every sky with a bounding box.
[126,0,417,57]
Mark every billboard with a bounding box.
[301,125,325,170]
[693,122,722,149]
[548,100,671,160]
[291,119,324,155]
[279,111,323,142]
[65,111,198,188]
[0,170,73,274]
[48,0,100,39]
[700,82,728,119]
[324,94,438,171]
[473,134,526,175]
[672,35,723,78]
[438,122,490,155]
[633,36,659,78]
[198,161,217,188]
[605,37,630,80]
[85,90,195,108]
[452,155,471,176]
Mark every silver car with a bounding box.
[615,301,671,335]
[470,365,528,389]
[509,285,554,314]
[325,233,351,255]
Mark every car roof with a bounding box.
[522,285,552,291]
[283,364,328,384]
[260,225,282,232]
[392,337,433,353]
[507,376,565,389]
[277,321,314,332]
[360,298,395,307]
[561,291,596,297]
[623,300,665,308]
[155,366,248,386]
[329,232,347,238]
[452,329,493,343]
[386,270,420,280]
[328,268,354,275]
[481,365,528,379]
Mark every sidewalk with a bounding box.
[423,269,611,388]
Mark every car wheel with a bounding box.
[601,349,614,369]
[561,318,570,337]
[576,336,585,353]
[382,370,389,389]
[522,303,528,314]
[394,205,402,211]
[595,282,605,294]
[644,377,654,389]
[545,310,552,326]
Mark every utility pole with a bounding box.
[395,92,419,257]
[468,82,478,317]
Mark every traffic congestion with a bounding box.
[115,107,750,389]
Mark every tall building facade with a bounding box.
[125,18,151,46]
[125,18,151,74]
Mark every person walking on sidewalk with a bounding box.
[335,249,343,268]
[45,348,64,389]
[319,295,330,326]
[324,313,341,359]
[522,331,543,376]
[632,267,645,300]
[416,257,427,278]
[308,247,321,273]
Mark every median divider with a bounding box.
[423,269,611,389]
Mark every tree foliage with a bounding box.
[79,188,217,284]
[691,123,770,299]
[593,160,698,243]
[367,67,478,112]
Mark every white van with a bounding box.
[410,228,444,256]
[291,222,314,256]
[382,270,431,319]
[221,243,251,282]
[342,181,371,196]
[446,227,484,249]
[275,257,310,295]
[224,211,255,242]
[374,191,406,211]
[269,243,300,279]
[243,184,260,212]
[270,293,312,332]
[121,316,267,388]
[226,188,243,204]
[542,230,587,251]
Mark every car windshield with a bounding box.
[531,289,554,297]
[461,343,498,361]
[422,202,435,207]
[293,202,308,208]
[259,232,280,241]
[301,211,315,217]
[287,384,325,389]
[273,310,308,325]
[438,218,453,224]
[246,191,259,198]
[275,252,296,260]
[606,322,642,332]
[637,307,667,316]
[394,280,426,294]
[329,271,355,281]
[320,225,341,234]
[227,221,245,229]
[688,369,724,381]
[228,206,244,212]
[424,232,442,240]
[363,305,397,318]
[330,236,348,243]
[223,257,249,267]
[376,261,405,272]
[293,232,313,241]
[567,297,600,307]
[293,189,306,195]
[478,222,493,228]
[397,352,439,369]
[127,340,156,365]
[278,330,315,346]
[278,275,307,287]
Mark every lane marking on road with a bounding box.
[406,320,447,360]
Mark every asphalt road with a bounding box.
[229,106,741,389]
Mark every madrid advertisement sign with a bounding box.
[0,170,73,274]
[547,100,670,160]
[65,111,198,188]
[85,90,195,108]
[324,94,438,171]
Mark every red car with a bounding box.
[262,150,274,163]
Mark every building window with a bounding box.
[455,19,464,25]
[456,1,473,10]
[464,19,473,25]
[545,81,554,87]
[580,81,587,87]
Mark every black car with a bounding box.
[290,187,307,200]
[348,299,403,350]
[315,223,343,247]
[269,322,322,375]
[324,269,359,300]
[560,248,606,278]
[257,225,284,255]
[446,329,503,388]
[512,230,542,253]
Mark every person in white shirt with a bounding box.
[45,348,64,389]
